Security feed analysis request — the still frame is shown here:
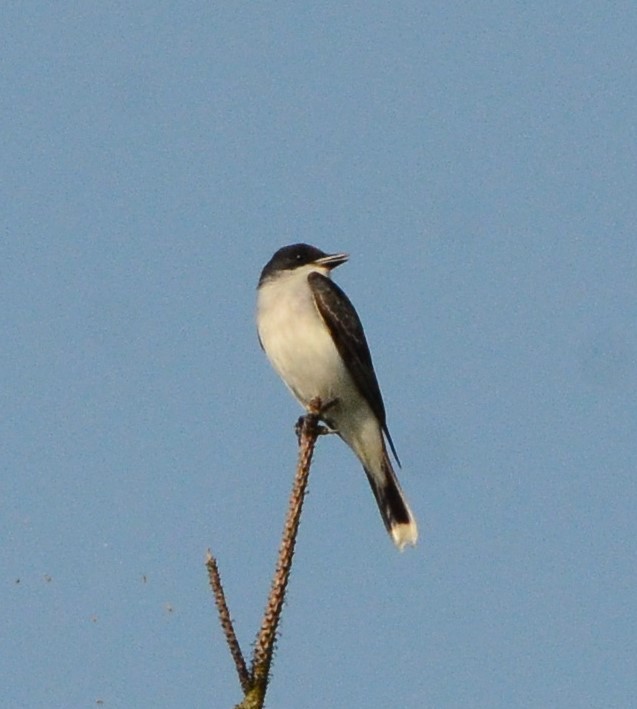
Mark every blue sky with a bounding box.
[2,4,636,707]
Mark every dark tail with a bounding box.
[364,453,418,550]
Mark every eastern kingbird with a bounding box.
[256,243,417,550]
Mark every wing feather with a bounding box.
[308,272,400,465]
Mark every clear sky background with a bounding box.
[3,4,636,708]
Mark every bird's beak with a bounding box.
[315,251,349,270]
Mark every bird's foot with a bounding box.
[294,397,340,442]
[295,415,335,442]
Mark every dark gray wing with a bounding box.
[308,272,400,465]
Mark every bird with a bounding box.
[256,243,417,550]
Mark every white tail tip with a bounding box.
[391,521,418,551]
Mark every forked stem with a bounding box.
[209,400,325,709]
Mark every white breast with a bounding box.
[256,266,352,408]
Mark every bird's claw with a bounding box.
[294,397,340,442]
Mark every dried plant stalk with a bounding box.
[251,409,321,687]
[209,403,323,709]
[206,551,251,694]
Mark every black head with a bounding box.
[259,243,348,285]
